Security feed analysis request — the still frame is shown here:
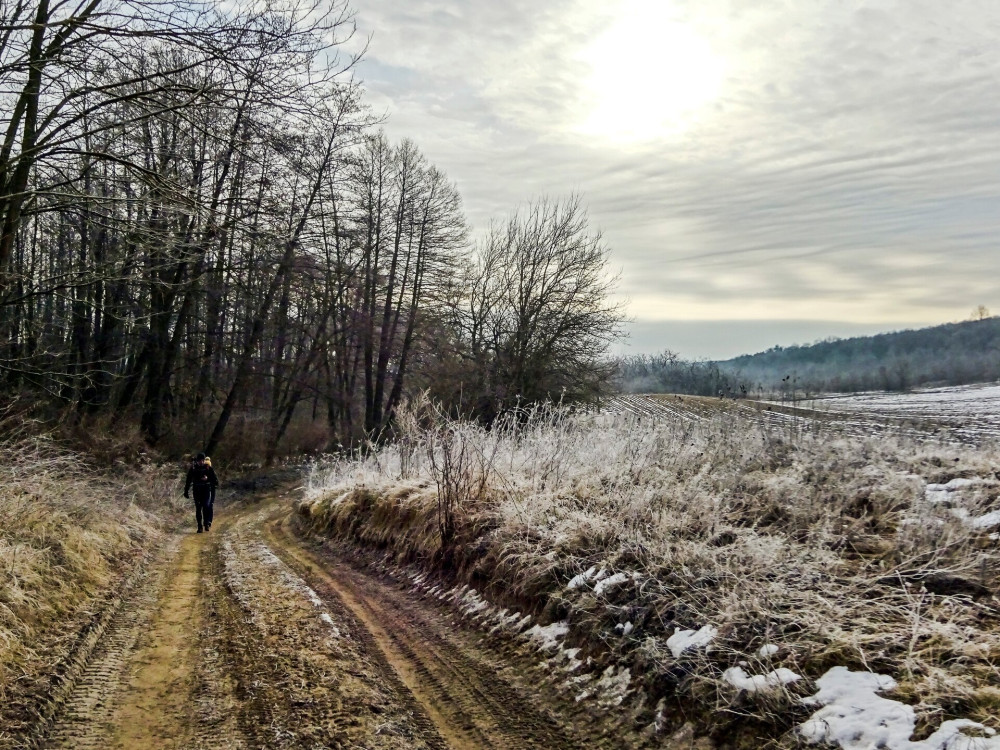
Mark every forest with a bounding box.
[0,0,623,460]
[618,315,1000,397]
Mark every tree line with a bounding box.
[0,0,623,459]
[619,315,1000,398]
[720,316,1000,395]
[616,351,738,397]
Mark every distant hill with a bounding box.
[617,317,1000,396]
[718,317,1000,394]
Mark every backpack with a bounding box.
[190,458,213,487]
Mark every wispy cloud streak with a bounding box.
[348,0,1000,354]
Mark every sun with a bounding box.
[579,2,726,143]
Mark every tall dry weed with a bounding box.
[302,404,1000,740]
[0,435,177,709]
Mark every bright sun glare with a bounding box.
[580,1,726,144]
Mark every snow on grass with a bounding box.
[525,621,570,651]
[758,644,780,658]
[305,398,1000,738]
[920,476,1000,531]
[666,625,717,658]
[723,666,800,693]
[800,667,1000,749]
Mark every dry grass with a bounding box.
[0,433,182,710]
[301,401,1000,745]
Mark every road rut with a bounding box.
[20,487,654,749]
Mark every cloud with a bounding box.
[346,0,1000,355]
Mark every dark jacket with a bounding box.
[185,460,218,500]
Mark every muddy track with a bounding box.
[264,516,584,750]
[39,537,180,749]
[18,489,656,749]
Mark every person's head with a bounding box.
[195,452,206,464]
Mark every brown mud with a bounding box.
[10,483,693,749]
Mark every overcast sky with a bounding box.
[340,0,1000,359]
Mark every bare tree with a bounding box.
[455,196,625,421]
[203,87,365,456]
[319,132,466,446]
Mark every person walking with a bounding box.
[184,452,219,533]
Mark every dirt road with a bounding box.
[19,486,655,750]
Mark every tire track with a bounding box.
[264,516,581,750]
[36,519,253,750]
[218,508,447,749]
[40,537,179,749]
[30,488,622,750]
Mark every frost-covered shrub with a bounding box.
[302,402,1000,743]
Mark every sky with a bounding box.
[339,0,1000,360]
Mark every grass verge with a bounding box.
[0,433,183,738]
[300,402,1000,748]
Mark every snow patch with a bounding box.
[926,478,983,494]
[525,621,570,651]
[319,612,341,637]
[800,666,1000,749]
[489,609,529,634]
[593,572,630,596]
[512,614,533,632]
[666,625,717,658]
[758,643,779,658]
[922,477,999,532]
[567,566,598,590]
[724,666,800,693]
[972,510,1000,530]
[458,588,489,616]
[575,666,631,706]
[221,537,342,638]
[595,666,631,706]
[542,645,585,674]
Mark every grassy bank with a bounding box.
[0,434,182,734]
[300,404,1000,748]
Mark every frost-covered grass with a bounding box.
[301,403,1000,748]
[0,435,180,710]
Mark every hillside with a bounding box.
[720,317,1000,394]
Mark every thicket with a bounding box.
[0,1,623,460]
[301,404,1000,746]
[617,351,739,396]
